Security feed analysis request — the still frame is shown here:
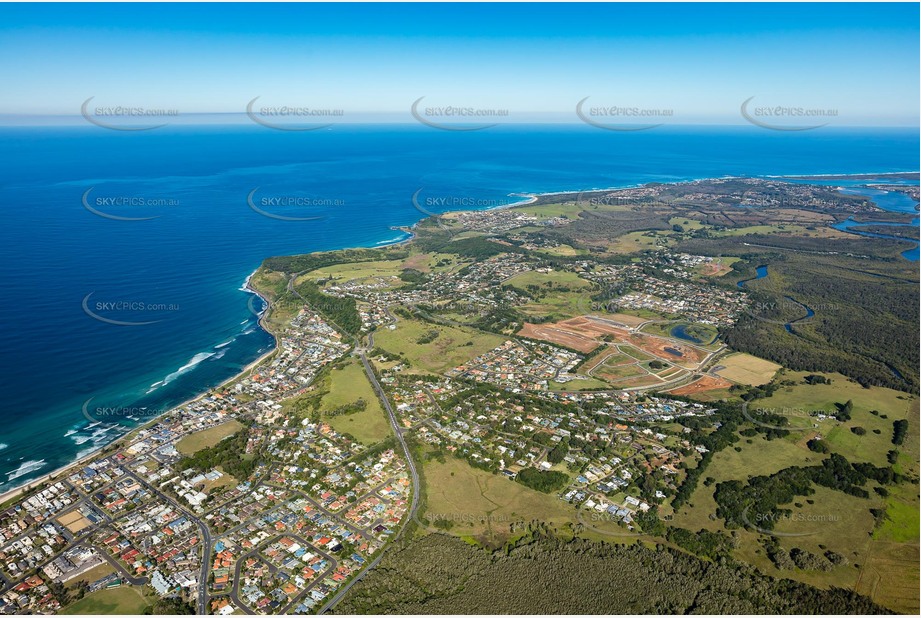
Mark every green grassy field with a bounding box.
[534,243,585,257]
[512,202,581,219]
[594,351,634,366]
[60,586,152,615]
[504,269,592,291]
[373,317,504,374]
[671,371,919,613]
[750,371,917,467]
[712,224,807,237]
[715,352,781,386]
[319,359,391,445]
[175,420,244,456]
[303,259,407,283]
[64,563,116,588]
[668,216,706,231]
[422,456,575,540]
[619,345,656,361]
[596,361,646,381]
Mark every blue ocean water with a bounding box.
[0,124,917,492]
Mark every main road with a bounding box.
[318,319,420,614]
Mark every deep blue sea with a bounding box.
[0,124,918,492]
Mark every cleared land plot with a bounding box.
[583,350,634,374]
[176,420,244,456]
[422,456,577,539]
[520,316,708,371]
[560,317,708,367]
[65,562,116,588]
[578,349,618,374]
[199,467,238,493]
[595,360,646,381]
[400,253,432,273]
[614,374,668,388]
[598,312,649,327]
[655,366,687,380]
[666,374,733,397]
[504,270,591,291]
[518,323,600,353]
[58,510,92,534]
[320,359,390,445]
[696,256,741,278]
[373,318,504,375]
[534,244,583,257]
[60,586,152,615]
[620,346,656,362]
[714,352,780,385]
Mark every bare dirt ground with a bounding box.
[666,374,733,396]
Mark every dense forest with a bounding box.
[294,279,362,335]
[334,533,889,614]
[263,247,409,274]
[697,242,919,392]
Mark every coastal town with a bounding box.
[1,175,916,615]
[0,300,410,615]
[0,201,746,615]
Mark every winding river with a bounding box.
[737,265,815,333]
[816,183,918,261]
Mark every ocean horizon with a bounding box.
[1,123,918,494]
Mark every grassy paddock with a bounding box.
[175,420,244,456]
[60,586,152,615]
[320,359,391,445]
[373,317,504,375]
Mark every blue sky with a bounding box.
[0,2,918,125]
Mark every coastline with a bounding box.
[0,268,280,507]
[3,171,918,505]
